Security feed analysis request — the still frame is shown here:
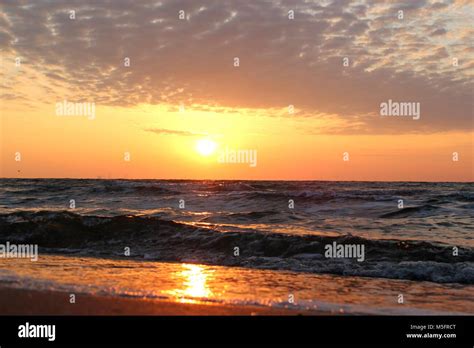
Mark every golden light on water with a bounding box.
[165,264,214,303]
[2,256,473,314]
[182,264,212,298]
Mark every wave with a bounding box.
[244,190,433,203]
[133,185,179,194]
[437,192,474,203]
[2,180,472,205]
[200,210,282,222]
[2,181,180,196]
[1,211,472,284]
[379,204,440,218]
[201,182,259,192]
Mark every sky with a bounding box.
[1,0,473,181]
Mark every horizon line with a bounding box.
[1,177,473,184]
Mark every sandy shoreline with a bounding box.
[0,286,325,316]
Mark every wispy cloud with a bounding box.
[145,128,206,137]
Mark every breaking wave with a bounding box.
[1,210,472,284]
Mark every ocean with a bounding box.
[0,179,473,314]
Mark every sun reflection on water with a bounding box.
[165,264,214,303]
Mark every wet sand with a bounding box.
[0,286,321,316]
[2,255,473,315]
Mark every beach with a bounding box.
[0,179,473,316]
[0,286,317,316]
[1,254,473,316]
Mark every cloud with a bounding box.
[145,128,206,137]
[431,27,447,36]
[1,0,472,134]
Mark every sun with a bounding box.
[196,139,217,156]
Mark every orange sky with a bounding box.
[1,102,472,181]
[1,0,473,181]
